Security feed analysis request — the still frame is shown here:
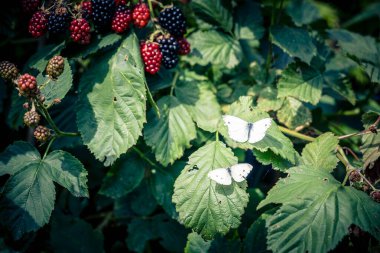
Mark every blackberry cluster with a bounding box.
[91,0,116,30]
[140,42,162,75]
[34,125,51,142]
[18,73,39,97]
[28,11,48,37]
[22,0,40,14]
[132,3,150,28]
[177,37,191,55]
[24,111,41,127]
[48,7,70,34]
[46,56,64,79]
[158,7,186,37]
[70,19,91,45]
[157,36,179,69]
[0,61,19,82]
[81,1,92,19]
[112,5,132,33]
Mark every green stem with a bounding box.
[341,171,350,186]
[216,131,219,142]
[147,0,155,19]
[132,146,159,168]
[278,126,315,142]
[170,72,180,96]
[275,0,285,24]
[145,82,161,118]
[42,136,56,160]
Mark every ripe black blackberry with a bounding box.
[158,7,186,37]
[0,61,19,81]
[47,7,70,34]
[46,55,64,79]
[157,36,179,69]
[24,111,41,127]
[34,125,51,142]
[162,53,179,69]
[91,0,116,30]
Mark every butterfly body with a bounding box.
[222,115,271,143]
[207,163,253,185]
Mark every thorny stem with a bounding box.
[132,146,159,168]
[170,71,180,96]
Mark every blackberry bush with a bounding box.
[46,55,64,79]
[0,61,19,81]
[158,6,186,36]
[91,0,116,30]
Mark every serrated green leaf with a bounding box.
[0,142,88,239]
[175,72,222,132]
[300,132,339,172]
[149,162,184,219]
[50,213,104,253]
[6,90,25,129]
[256,87,285,112]
[286,0,320,26]
[129,180,157,216]
[277,97,312,129]
[77,32,146,166]
[99,154,145,199]
[244,212,273,253]
[324,71,356,105]
[360,111,380,169]
[173,141,248,239]
[259,167,380,253]
[144,96,196,166]
[219,96,297,164]
[25,43,65,72]
[37,58,72,106]
[253,149,297,171]
[78,33,122,58]
[234,1,264,41]
[191,0,232,32]
[185,232,212,253]
[189,30,243,69]
[277,62,323,105]
[270,26,317,64]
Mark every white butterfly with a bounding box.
[223,115,272,143]
[207,163,253,185]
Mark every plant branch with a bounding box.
[147,0,155,19]
[338,115,380,140]
[278,126,315,142]
[42,136,56,160]
[170,71,180,96]
[96,212,113,231]
[145,81,161,118]
[132,146,159,168]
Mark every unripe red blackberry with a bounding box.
[34,125,51,142]
[140,42,162,75]
[158,6,186,36]
[81,1,92,19]
[17,73,39,97]
[21,0,41,14]
[46,55,64,79]
[177,37,191,55]
[112,5,132,33]
[24,111,41,127]
[0,61,19,81]
[28,11,48,37]
[370,191,380,203]
[132,3,150,28]
[114,0,127,5]
[349,170,361,183]
[70,18,91,45]
[47,7,70,34]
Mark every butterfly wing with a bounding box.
[230,163,253,182]
[222,115,250,143]
[248,118,272,144]
[207,168,232,185]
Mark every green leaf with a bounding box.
[360,111,380,169]
[175,71,222,132]
[185,232,212,253]
[99,154,145,199]
[189,30,243,69]
[253,149,297,172]
[77,32,146,166]
[219,96,298,164]
[78,33,122,58]
[286,0,320,26]
[6,90,26,129]
[0,142,88,239]
[300,132,339,172]
[342,3,380,27]
[149,161,184,219]
[234,1,264,40]
[50,213,104,253]
[259,167,380,253]
[327,29,380,83]
[324,71,356,105]
[277,62,323,105]
[277,97,312,129]
[256,87,285,112]
[129,180,157,216]
[244,212,273,253]
[270,26,317,64]
[25,43,65,72]
[144,96,197,166]
[173,141,248,239]
[37,58,72,106]
[191,0,232,32]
